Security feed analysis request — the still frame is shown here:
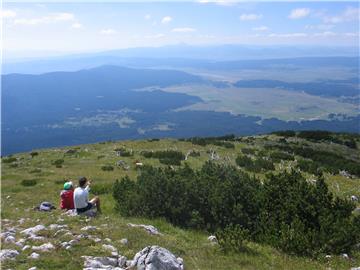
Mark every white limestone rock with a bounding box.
[0,249,19,262]
[21,225,46,236]
[129,245,184,270]
[29,252,40,260]
[32,242,55,252]
[127,223,162,236]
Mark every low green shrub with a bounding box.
[216,224,249,253]
[21,179,37,187]
[91,183,113,195]
[101,165,114,171]
[30,152,39,158]
[2,157,17,163]
[52,159,64,168]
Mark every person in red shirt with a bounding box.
[60,181,75,210]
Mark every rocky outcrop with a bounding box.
[127,223,162,236]
[0,249,19,262]
[82,255,126,270]
[129,245,183,270]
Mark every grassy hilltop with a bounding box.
[1,132,360,270]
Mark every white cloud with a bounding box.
[144,14,151,20]
[239,13,262,21]
[198,0,236,6]
[313,31,337,37]
[100,29,117,35]
[171,27,196,33]
[145,33,165,39]
[0,9,16,19]
[253,26,269,31]
[305,24,334,30]
[161,16,172,24]
[344,32,359,37]
[269,33,308,38]
[288,8,311,19]
[14,12,75,25]
[323,7,359,24]
[71,22,83,29]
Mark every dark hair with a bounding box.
[79,177,87,187]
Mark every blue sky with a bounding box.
[2,1,359,57]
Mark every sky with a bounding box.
[1,1,359,57]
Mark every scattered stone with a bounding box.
[339,170,353,179]
[207,235,218,243]
[32,242,55,252]
[351,195,358,202]
[103,244,118,253]
[18,218,26,224]
[351,267,360,270]
[325,255,332,259]
[61,242,70,248]
[5,235,16,243]
[341,253,349,259]
[64,232,73,237]
[49,224,68,230]
[28,267,37,270]
[0,249,19,262]
[129,246,183,270]
[88,235,102,243]
[120,238,128,245]
[22,245,31,251]
[29,252,40,260]
[81,226,97,231]
[65,246,72,250]
[118,256,127,268]
[104,238,112,243]
[21,225,46,237]
[69,239,79,246]
[15,238,26,247]
[54,229,69,237]
[82,256,119,269]
[127,223,162,236]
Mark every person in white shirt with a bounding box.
[74,177,101,214]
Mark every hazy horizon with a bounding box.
[2,1,359,59]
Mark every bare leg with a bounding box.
[90,196,101,213]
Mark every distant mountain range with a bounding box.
[3,44,359,74]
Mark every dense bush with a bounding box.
[114,147,133,157]
[91,182,113,195]
[241,148,256,155]
[101,165,114,171]
[236,155,274,172]
[272,130,296,137]
[257,171,359,256]
[265,143,360,176]
[184,134,236,146]
[2,157,17,163]
[21,179,37,186]
[30,152,39,158]
[216,224,249,253]
[141,150,185,165]
[213,141,235,149]
[113,162,359,257]
[269,151,294,162]
[114,162,261,231]
[51,159,64,168]
[297,130,333,141]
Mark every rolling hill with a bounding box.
[1,132,360,269]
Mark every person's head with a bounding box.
[63,181,73,191]
[79,177,87,188]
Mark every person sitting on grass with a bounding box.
[60,181,75,210]
[74,176,101,214]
